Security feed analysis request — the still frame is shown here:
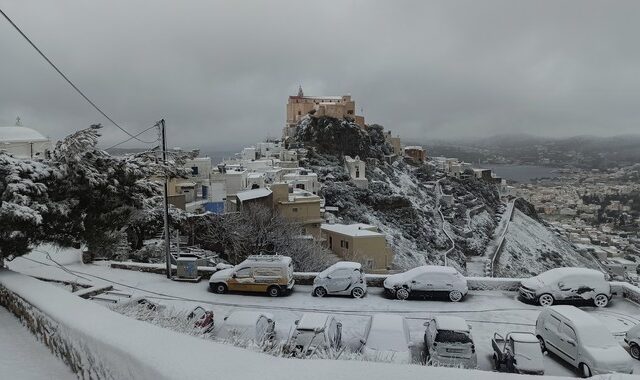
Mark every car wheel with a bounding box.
[313,287,327,297]
[593,293,609,308]
[630,343,640,360]
[449,290,463,302]
[351,287,365,299]
[579,363,592,378]
[538,293,554,307]
[267,286,281,297]
[213,283,227,294]
[537,336,547,353]
[396,288,410,300]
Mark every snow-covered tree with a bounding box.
[1,124,188,262]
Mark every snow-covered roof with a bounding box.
[0,126,49,143]
[321,223,382,237]
[318,261,361,277]
[236,188,272,202]
[434,316,470,332]
[509,333,539,343]
[403,145,424,151]
[536,267,604,282]
[297,313,331,330]
[548,305,606,330]
[223,310,274,328]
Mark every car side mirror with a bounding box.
[423,321,430,327]
[232,273,237,278]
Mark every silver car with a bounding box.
[312,261,367,298]
[519,267,611,307]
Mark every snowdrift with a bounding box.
[0,270,635,380]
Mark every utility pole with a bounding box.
[160,119,172,279]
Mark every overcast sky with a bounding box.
[2,1,640,149]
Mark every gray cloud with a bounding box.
[1,0,640,149]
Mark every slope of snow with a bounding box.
[0,307,74,379]
[497,209,599,277]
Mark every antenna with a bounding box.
[15,116,22,126]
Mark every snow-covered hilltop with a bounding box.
[295,116,599,275]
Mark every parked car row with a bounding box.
[209,257,469,303]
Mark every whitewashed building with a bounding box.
[0,124,51,159]
[344,155,368,189]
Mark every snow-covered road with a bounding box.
[9,248,640,377]
[0,307,74,379]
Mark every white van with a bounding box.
[519,267,611,307]
[424,316,477,369]
[535,305,634,377]
[209,255,294,297]
[312,261,367,298]
[286,313,342,357]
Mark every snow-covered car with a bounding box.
[312,261,367,298]
[360,314,414,364]
[536,305,634,377]
[625,324,640,360]
[209,255,294,297]
[424,316,477,369]
[216,310,276,347]
[519,267,611,307]
[383,265,468,302]
[187,306,214,333]
[491,332,544,375]
[285,313,342,357]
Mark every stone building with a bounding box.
[283,86,365,138]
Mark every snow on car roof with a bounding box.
[318,261,361,277]
[370,314,405,332]
[366,314,409,351]
[537,267,604,281]
[401,265,459,277]
[509,332,539,343]
[434,316,469,332]
[548,305,605,329]
[297,313,331,330]
[223,310,273,328]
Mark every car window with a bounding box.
[331,268,351,278]
[235,267,252,278]
[435,330,472,344]
[254,267,281,277]
[561,323,577,341]
[549,314,562,334]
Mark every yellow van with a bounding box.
[208,255,295,297]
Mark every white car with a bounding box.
[383,265,468,302]
[286,313,342,357]
[313,261,367,298]
[216,311,276,347]
[625,324,640,360]
[360,314,414,364]
[424,316,477,369]
[536,305,634,377]
[519,267,611,307]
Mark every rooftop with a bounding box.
[321,223,383,237]
[0,126,49,143]
[236,188,272,202]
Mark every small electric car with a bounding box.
[312,261,367,298]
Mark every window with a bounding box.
[292,207,298,212]
[191,166,199,175]
[562,323,577,341]
[296,183,305,190]
[329,236,333,249]
[347,110,353,115]
[345,241,349,249]
[297,111,301,116]
[235,267,252,278]
[355,168,360,178]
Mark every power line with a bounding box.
[0,7,150,143]
[103,123,160,151]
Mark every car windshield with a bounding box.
[435,330,472,344]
